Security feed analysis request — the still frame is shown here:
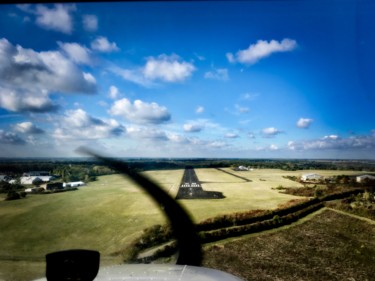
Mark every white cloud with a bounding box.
[111,54,195,87]
[288,132,375,151]
[183,123,204,133]
[225,133,239,139]
[196,106,204,114]
[53,108,125,140]
[82,14,98,32]
[108,86,120,100]
[0,87,58,113]
[91,36,119,52]
[269,144,279,150]
[204,68,229,81]
[297,118,313,129]
[261,127,282,137]
[58,42,92,65]
[14,122,44,134]
[126,126,168,141]
[226,53,235,63]
[248,132,256,139]
[110,66,153,87]
[207,141,227,148]
[194,53,205,61]
[109,98,171,124]
[182,119,225,136]
[323,135,339,140]
[19,4,76,34]
[227,38,297,65]
[143,54,195,82]
[0,38,97,112]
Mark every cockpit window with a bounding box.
[0,1,374,280]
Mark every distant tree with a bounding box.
[32,177,43,187]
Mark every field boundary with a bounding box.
[132,188,366,263]
[133,201,325,263]
[327,207,375,225]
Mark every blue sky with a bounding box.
[0,1,374,159]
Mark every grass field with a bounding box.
[203,208,375,281]
[0,168,369,280]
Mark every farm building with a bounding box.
[356,175,375,183]
[301,173,323,182]
[24,187,36,193]
[21,176,53,185]
[63,181,85,188]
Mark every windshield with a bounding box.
[0,1,374,280]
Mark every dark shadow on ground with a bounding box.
[176,189,225,199]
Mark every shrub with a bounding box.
[5,191,21,201]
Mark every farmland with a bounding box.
[0,167,373,280]
[203,208,375,281]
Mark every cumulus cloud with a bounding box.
[58,42,92,65]
[204,68,229,81]
[14,122,44,134]
[82,14,98,32]
[297,118,313,129]
[261,127,282,137]
[0,130,25,145]
[111,54,195,87]
[143,54,195,82]
[0,38,97,112]
[18,4,76,34]
[109,98,171,124]
[91,36,119,52]
[288,132,375,151]
[227,38,297,65]
[53,108,125,140]
[183,123,204,133]
[0,87,58,113]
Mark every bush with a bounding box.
[5,191,21,201]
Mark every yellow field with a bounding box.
[0,168,366,281]
[179,168,303,222]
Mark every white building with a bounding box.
[63,181,85,188]
[236,166,252,171]
[20,176,54,185]
[356,175,375,183]
[301,173,323,182]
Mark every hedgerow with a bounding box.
[126,188,364,262]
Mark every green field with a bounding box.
[0,168,368,280]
